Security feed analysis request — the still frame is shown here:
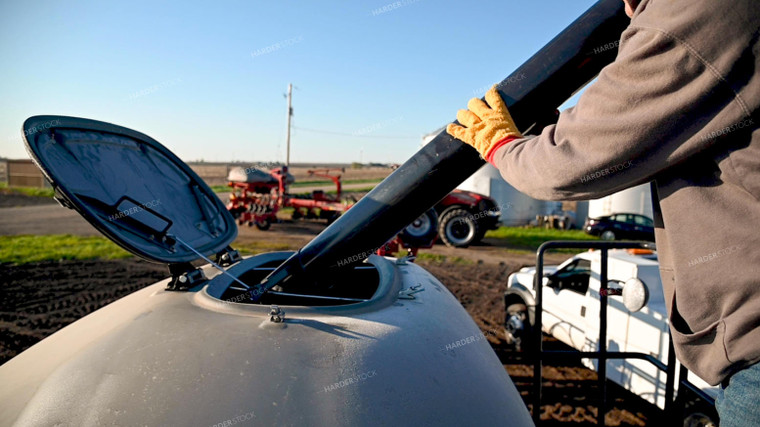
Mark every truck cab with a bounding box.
[504,249,718,415]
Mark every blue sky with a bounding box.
[0,0,598,164]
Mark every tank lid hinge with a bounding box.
[215,246,242,267]
[166,262,207,291]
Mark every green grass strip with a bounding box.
[484,226,598,252]
[0,183,55,198]
[0,234,133,265]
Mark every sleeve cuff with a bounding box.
[485,135,520,164]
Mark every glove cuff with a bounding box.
[485,135,519,164]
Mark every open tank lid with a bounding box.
[22,115,238,266]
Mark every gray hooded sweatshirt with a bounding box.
[490,0,760,385]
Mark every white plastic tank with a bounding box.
[588,183,653,219]
[423,129,547,226]
[458,163,548,226]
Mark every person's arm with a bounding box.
[459,25,752,201]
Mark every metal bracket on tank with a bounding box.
[398,285,424,300]
[269,305,285,323]
[166,263,207,291]
[215,246,242,267]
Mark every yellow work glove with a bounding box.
[446,85,522,160]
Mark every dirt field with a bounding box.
[0,191,667,425]
[0,259,166,363]
[0,257,665,426]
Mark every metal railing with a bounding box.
[531,240,714,426]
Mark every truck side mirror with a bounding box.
[622,278,649,312]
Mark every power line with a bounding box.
[292,126,418,139]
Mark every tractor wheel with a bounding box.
[398,209,439,247]
[473,227,488,243]
[439,208,480,248]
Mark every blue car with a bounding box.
[584,213,655,241]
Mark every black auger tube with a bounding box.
[254,0,629,295]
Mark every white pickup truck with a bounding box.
[503,249,718,425]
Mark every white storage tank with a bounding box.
[458,163,549,226]
[424,130,548,226]
[588,183,653,219]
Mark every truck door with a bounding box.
[542,258,592,350]
[580,258,634,386]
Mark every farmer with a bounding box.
[447,0,759,424]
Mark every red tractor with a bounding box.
[433,190,501,247]
[227,166,500,248]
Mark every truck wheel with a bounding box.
[439,208,480,248]
[505,303,532,352]
[600,229,616,240]
[681,393,719,427]
[683,412,717,427]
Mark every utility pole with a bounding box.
[285,83,293,168]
